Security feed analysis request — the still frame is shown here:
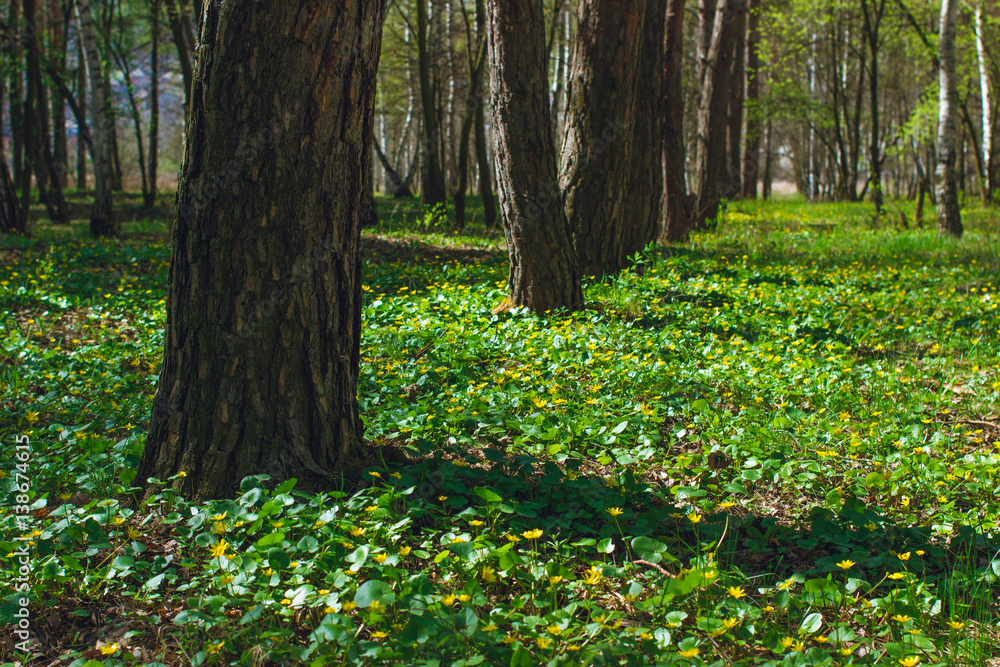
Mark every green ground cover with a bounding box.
[1,196,999,666]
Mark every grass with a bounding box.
[1,193,999,666]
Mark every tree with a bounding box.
[486,0,582,313]
[559,0,645,277]
[936,0,961,237]
[137,0,388,501]
[416,0,446,206]
[660,0,690,242]
[76,0,116,236]
[741,0,762,199]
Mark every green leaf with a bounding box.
[255,532,285,549]
[474,486,502,503]
[596,538,615,554]
[631,536,667,561]
[275,478,298,494]
[355,580,393,607]
[267,547,290,570]
[799,611,823,634]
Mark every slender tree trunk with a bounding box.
[138,0,388,501]
[10,0,24,189]
[762,119,773,199]
[727,1,746,197]
[486,0,582,313]
[474,0,496,228]
[660,0,689,242]
[861,0,885,212]
[166,0,194,117]
[453,42,486,230]
[49,0,69,178]
[373,138,413,197]
[145,0,160,207]
[416,0,446,206]
[0,65,22,233]
[76,0,116,236]
[936,0,962,237]
[76,39,87,190]
[559,0,645,277]
[692,0,738,229]
[741,0,761,199]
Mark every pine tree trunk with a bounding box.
[76,39,87,191]
[559,0,644,277]
[692,0,737,229]
[741,0,761,199]
[0,71,21,233]
[660,0,689,242]
[145,0,160,208]
[76,0,116,236]
[49,0,69,178]
[138,0,387,501]
[621,0,663,252]
[936,0,962,237]
[487,0,582,313]
[9,0,24,190]
[727,1,746,197]
[416,0,446,206]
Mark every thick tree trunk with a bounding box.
[621,0,663,251]
[559,0,644,277]
[146,0,160,208]
[936,0,962,237]
[741,0,761,199]
[138,0,387,501]
[660,0,689,242]
[76,0,116,236]
[692,0,739,229]
[487,0,582,313]
[416,0,446,206]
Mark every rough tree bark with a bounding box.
[416,0,446,206]
[692,0,739,229]
[0,70,20,233]
[621,0,664,252]
[487,0,582,313]
[660,0,689,242]
[473,0,497,228]
[76,0,116,236]
[137,0,388,501]
[936,0,962,237]
[559,0,645,277]
[741,0,761,199]
[727,0,746,197]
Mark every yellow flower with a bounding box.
[481,566,497,583]
[483,624,498,632]
[639,403,654,416]
[399,546,411,557]
[469,520,484,526]
[535,636,552,649]
[342,601,358,612]
[763,605,776,613]
[365,505,378,513]
[892,614,913,623]
[111,516,125,526]
[606,507,624,516]
[678,648,700,658]
[727,586,746,599]
[946,620,965,630]
[898,552,911,561]
[374,553,388,563]
[127,526,141,541]
[99,643,119,655]
[438,495,448,502]
[441,594,456,607]
[779,637,795,649]
[371,631,388,639]
[792,640,805,652]
[887,572,905,580]
[505,533,521,543]
[687,512,703,524]
[814,635,829,643]
[206,641,224,655]
[723,618,739,630]
[522,529,543,539]
[548,575,563,585]
[916,550,925,556]
[840,647,855,656]
[583,566,603,585]
[211,512,228,521]
[837,559,855,570]
[280,598,292,606]
[777,577,795,590]
[369,600,384,612]
[718,501,736,509]
[899,657,921,667]
[210,540,228,559]
[176,471,187,478]
[350,527,365,537]
[212,521,228,534]
[458,594,471,602]
[547,625,562,635]
[369,471,381,478]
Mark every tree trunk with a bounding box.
[0,69,22,233]
[146,0,160,208]
[691,0,739,229]
[373,138,413,198]
[416,0,446,206]
[9,0,24,190]
[861,0,886,212]
[49,0,69,178]
[473,0,496,228]
[76,38,87,190]
[487,0,582,313]
[559,0,644,277]
[727,0,746,197]
[76,0,116,236]
[936,0,962,237]
[138,0,387,501]
[741,0,761,199]
[976,0,997,201]
[621,0,663,251]
[166,0,194,117]
[660,0,689,242]
[453,41,486,230]
[762,119,773,199]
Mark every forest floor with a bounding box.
[1,193,999,666]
